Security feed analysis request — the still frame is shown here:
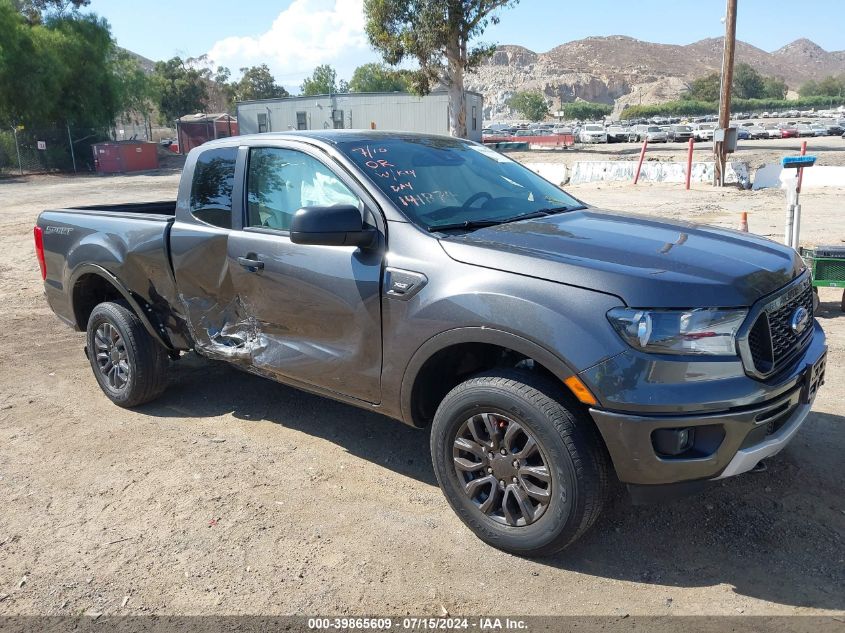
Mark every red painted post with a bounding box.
[685,137,694,190]
[633,138,648,184]
[797,140,807,193]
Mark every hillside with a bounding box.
[466,36,845,120]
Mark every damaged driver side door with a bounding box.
[171,142,384,404]
[229,143,384,403]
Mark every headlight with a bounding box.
[607,307,747,356]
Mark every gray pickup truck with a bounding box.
[35,131,827,556]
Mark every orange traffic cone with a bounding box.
[739,211,748,232]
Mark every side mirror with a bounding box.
[289,204,376,248]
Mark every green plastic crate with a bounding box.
[800,247,845,311]
[800,247,845,288]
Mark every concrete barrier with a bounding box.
[524,163,568,186]
[752,164,845,190]
[568,160,749,186]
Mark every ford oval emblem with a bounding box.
[791,306,810,335]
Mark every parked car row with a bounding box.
[482,116,845,145]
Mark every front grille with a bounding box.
[747,278,814,376]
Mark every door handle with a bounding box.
[237,255,264,271]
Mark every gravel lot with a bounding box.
[0,153,843,618]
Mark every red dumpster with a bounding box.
[92,141,159,174]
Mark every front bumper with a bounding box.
[586,324,827,485]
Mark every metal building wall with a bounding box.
[237,92,483,141]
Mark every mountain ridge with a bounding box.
[466,36,845,120]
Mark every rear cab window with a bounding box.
[189,147,238,228]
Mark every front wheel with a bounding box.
[430,370,611,556]
[86,301,169,407]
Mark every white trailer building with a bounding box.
[236,91,484,142]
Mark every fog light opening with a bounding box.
[652,427,696,457]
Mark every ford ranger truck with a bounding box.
[35,131,827,556]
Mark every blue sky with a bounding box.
[90,0,845,90]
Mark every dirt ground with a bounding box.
[0,156,843,618]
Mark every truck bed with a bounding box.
[37,202,186,348]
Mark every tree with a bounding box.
[301,64,338,96]
[52,13,124,126]
[0,1,56,125]
[799,79,818,97]
[761,75,787,100]
[685,73,720,101]
[233,64,289,101]
[621,93,843,121]
[0,3,122,128]
[561,101,612,120]
[348,62,411,93]
[507,91,548,121]
[152,57,209,123]
[800,75,845,98]
[12,0,88,23]
[732,63,765,99]
[113,49,155,122]
[687,66,787,101]
[364,0,519,138]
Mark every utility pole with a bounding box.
[714,0,738,186]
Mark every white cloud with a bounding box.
[207,0,377,91]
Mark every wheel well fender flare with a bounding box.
[69,263,172,350]
[399,327,577,426]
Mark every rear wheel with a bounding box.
[86,301,168,407]
[430,369,610,556]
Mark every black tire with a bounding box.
[86,301,168,407]
[430,369,610,557]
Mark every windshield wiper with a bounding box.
[535,205,585,214]
[427,210,551,233]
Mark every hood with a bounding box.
[438,209,804,308]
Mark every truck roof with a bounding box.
[202,130,459,150]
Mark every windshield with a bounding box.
[336,136,581,230]
[585,125,603,131]
[647,126,661,132]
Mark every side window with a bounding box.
[246,148,359,231]
[189,147,237,228]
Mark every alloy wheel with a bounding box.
[452,412,552,527]
[94,322,130,390]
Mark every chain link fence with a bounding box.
[0,125,112,177]
[0,121,180,177]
